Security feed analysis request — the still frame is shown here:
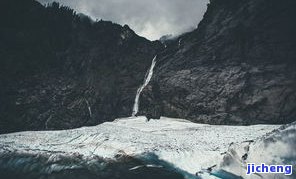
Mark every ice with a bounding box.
[215,122,296,179]
[0,116,280,178]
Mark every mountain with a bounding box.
[140,0,296,125]
[0,0,162,133]
[1,0,295,134]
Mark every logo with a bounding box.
[247,163,293,175]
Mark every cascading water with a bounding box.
[132,55,157,116]
[85,99,92,117]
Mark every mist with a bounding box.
[38,0,209,40]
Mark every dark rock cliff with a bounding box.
[0,0,161,133]
[1,0,295,133]
[140,0,296,125]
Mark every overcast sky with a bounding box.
[38,0,209,40]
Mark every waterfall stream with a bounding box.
[132,55,157,116]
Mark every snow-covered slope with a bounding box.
[0,117,281,178]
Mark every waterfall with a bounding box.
[178,38,182,47]
[85,99,92,117]
[132,55,157,116]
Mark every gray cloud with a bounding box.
[38,0,209,40]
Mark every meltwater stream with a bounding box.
[132,55,157,116]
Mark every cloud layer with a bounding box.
[38,0,209,40]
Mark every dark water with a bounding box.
[0,153,185,179]
[0,168,184,179]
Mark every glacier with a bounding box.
[213,122,296,179]
[0,116,291,179]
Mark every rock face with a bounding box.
[1,0,296,133]
[140,0,296,125]
[0,0,161,133]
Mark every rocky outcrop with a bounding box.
[0,0,162,133]
[140,0,296,125]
